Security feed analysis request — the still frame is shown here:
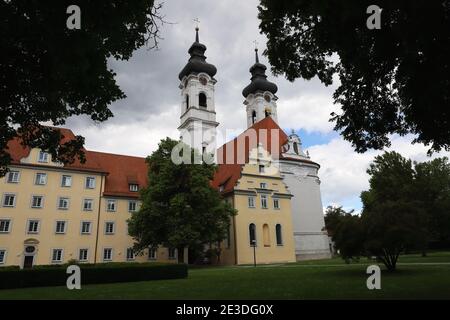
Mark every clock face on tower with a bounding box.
[199,76,207,86]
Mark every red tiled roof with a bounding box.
[5,127,148,198]
[89,151,148,198]
[212,117,288,194]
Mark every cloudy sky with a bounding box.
[66,0,449,213]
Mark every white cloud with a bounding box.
[308,135,450,211]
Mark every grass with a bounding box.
[1,251,449,300]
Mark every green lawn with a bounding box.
[1,252,450,299]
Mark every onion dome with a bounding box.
[242,48,278,97]
[178,27,217,81]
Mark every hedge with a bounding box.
[0,262,188,289]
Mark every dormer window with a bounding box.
[38,151,48,163]
[219,184,225,192]
[199,92,207,108]
[129,184,139,192]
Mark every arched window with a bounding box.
[199,92,207,108]
[263,224,270,247]
[293,142,299,155]
[265,108,271,117]
[252,110,257,124]
[276,224,283,246]
[185,94,190,111]
[249,223,256,246]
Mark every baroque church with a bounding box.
[178,27,331,262]
[0,27,331,268]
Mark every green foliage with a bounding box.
[258,0,450,153]
[332,214,365,263]
[0,263,188,289]
[324,205,354,235]
[0,0,163,176]
[127,138,236,263]
[332,151,450,271]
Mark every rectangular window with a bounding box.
[52,249,63,263]
[85,177,96,189]
[259,165,265,173]
[81,221,91,234]
[148,248,157,260]
[107,200,116,212]
[273,198,280,209]
[27,220,40,234]
[0,250,6,264]
[248,196,255,208]
[105,222,115,234]
[126,248,135,261]
[38,151,49,163]
[103,248,113,261]
[79,249,89,262]
[83,199,93,211]
[128,201,137,212]
[55,221,66,234]
[0,219,11,233]
[35,173,47,185]
[61,175,72,187]
[2,194,15,207]
[261,195,268,209]
[129,184,139,192]
[7,170,20,183]
[168,248,176,260]
[58,197,69,210]
[260,182,267,189]
[31,195,43,208]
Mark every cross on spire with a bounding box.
[253,40,259,63]
[193,18,200,42]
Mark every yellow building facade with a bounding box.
[0,141,180,268]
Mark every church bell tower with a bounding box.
[178,26,218,155]
[242,48,279,127]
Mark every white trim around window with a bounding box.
[273,198,280,210]
[61,175,72,188]
[85,176,96,189]
[106,199,117,212]
[55,220,67,234]
[51,248,64,264]
[0,218,12,233]
[260,194,268,209]
[78,248,89,262]
[248,196,255,208]
[82,198,94,211]
[6,170,20,183]
[26,219,40,234]
[2,193,16,208]
[38,151,49,163]
[30,195,44,209]
[57,196,70,210]
[128,200,137,212]
[0,249,7,264]
[104,221,115,235]
[80,221,92,235]
[103,248,113,262]
[126,247,135,261]
[34,172,47,185]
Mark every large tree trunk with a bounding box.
[177,247,185,264]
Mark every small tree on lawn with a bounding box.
[127,138,236,263]
[332,214,365,263]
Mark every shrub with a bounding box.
[0,263,187,289]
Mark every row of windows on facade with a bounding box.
[248,195,280,210]
[0,218,125,236]
[1,194,138,212]
[5,170,139,192]
[0,247,177,265]
[248,223,284,247]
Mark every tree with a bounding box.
[414,157,450,246]
[258,0,450,153]
[332,214,365,263]
[361,152,428,271]
[0,0,163,176]
[324,205,354,236]
[127,138,236,263]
